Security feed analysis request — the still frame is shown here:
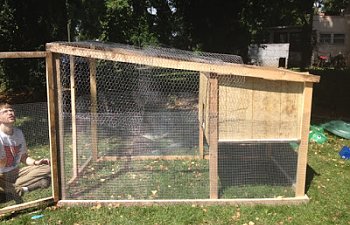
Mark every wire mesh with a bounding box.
[54,42,302,201]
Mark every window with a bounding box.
[333,34,345,44]
[319,33,331,44]
[273,32,288,43]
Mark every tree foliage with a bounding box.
[0,0,346,96]
[315,0,350,15]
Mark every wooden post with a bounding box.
[199,123,204,159]
[295,82,313,197]
[89,59,98,161]
[46,52,60,202]
[55,55,66,199]
[70,56,78,179]
[209,73,219,199]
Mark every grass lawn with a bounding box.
[1,130,349,225]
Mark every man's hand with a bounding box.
[34,158,50,166]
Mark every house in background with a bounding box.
[312,13,350,66]
[249,10,350,68]
[248,26,303,68]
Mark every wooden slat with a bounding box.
[97,155,203,161]
[295,82,313,196]
[46,52,60,202]
[199,124,204,159]
[55,55,66,200]
[252,79,282,139]
[0,51,46,59]
[70,56,78,179]
[0,197,53,215]
[46,43,320,83]
[208,73,219,199]
[89,59,98,161]
[218,76,253,140]
[67,156,93,185]
[57,195,309,207]
[280,81,304,138]
[218,77,303,141]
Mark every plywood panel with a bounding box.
[218,76,253,140]
[199,72,211,143]
[252,78,282,139]
[217,77,303,141]
[280,81,304,139]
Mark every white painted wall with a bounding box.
[248,43,290,67]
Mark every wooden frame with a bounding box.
[45,42,320,206]
[0,51,54,215]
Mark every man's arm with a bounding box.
[21,153,50,166]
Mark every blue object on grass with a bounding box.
[31,214,44,220]
[339,146,350,159]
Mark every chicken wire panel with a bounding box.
[218,141,299,199]
[217,74,301,198]
[13,102,49,147]
[57,54,212,200]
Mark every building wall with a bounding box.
[313,14,350,66]
[248,43,290,67]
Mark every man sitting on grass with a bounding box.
[0,103,51,204]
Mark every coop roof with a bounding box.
[46,41,320,83]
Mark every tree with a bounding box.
[315,0,350,15]
[0,0,68,94]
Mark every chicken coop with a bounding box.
[45,41,320,206]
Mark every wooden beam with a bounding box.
[70,56,78,180]
[97,155,204,161]
[46,43,320,83]
[0,51,46,59]
[45,52,60,202]
[55,55,66,199]
[89,59,98,161]
[67,156,93,185]
[295,82,313,196]
[209,73,219,199]
[0,197,53,215]
[199,124,204,159]
[57,195,309,207]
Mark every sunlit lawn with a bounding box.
[1,130,350,224]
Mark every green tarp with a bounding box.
[321,120,350,139]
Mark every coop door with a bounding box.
[0,52,54,215]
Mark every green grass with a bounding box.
[2,132,350,224]
[0,144,52,208]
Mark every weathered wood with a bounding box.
[46,52,60,202]
[218,77,303,141]
[67,156,93,185]
[0,197,53,215]
[57,195,309,207]
[252,79,282,139]
[97,155,204,161]
[46,43,320,83]
[208,73,219,199]
[89,59,98,161]
[199,73,211,142]
[55,56,66,199]
[0,51,46,59]
[70,56,78,180]
[199,123,204,159]
[279,81,303,138]
[295,82,313,196]
[218,76,253,140]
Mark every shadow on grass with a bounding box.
[218,142,300,198]
[305,164,319,193]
